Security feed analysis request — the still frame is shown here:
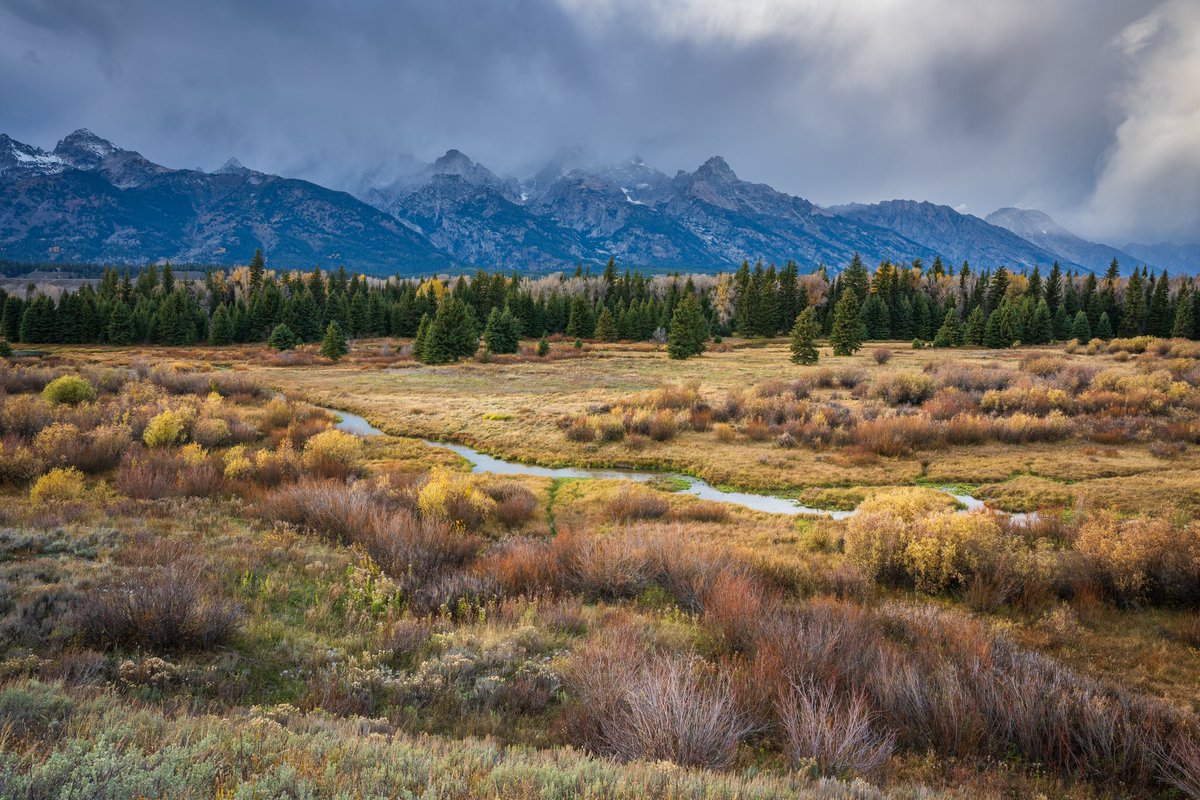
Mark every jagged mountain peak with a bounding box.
[695,155,737,183]
[53,128,121,166]
[214,157,252,175]
[432,148,475,172]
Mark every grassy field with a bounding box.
[1,336,1199,798]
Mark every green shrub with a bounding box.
[41,375,96,406]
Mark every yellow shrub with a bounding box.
[29,467,87,504]
[904,512,1002,595]
[223,445,255,480]
[417,468,495,528]
[855,488,954,521]
[300,429,363,478]
[843,510,910,585]
[1076,513,1200,604]
[178,443,208,467]
[143,408,192,448]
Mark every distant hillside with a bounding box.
[985,207,1145,273]
[830,200,1080,272]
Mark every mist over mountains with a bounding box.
[1,129,1191,276]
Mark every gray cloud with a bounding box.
[0,0,1194,244]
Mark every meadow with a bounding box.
[1,333,1199,799]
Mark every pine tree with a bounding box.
[0,339,10,359]
[1173,287,1194,339]
[984,302,1014,348]
[933,309,961,347]
[1119,271,1144,337]
[1028,299,1053,345]
[422,296,478,363]
[862,293,891,340]
[157,289,197,345]
[413,313,431,360]
[1071,311,1092,342]
[1045,262,1063,312]
[566,296,595,339]
[789,307,820,364]
[1095,312,1113,341]
[320,321,349,361]
[829,290,864,356]
[594,306,618,342]
[537,335,549,357]
[483,306,521,354]
[1052,304,1071,342]
[208,303,234,346]
[963,306,986,346]
[1146,271,1172,337]
[667,292,707,360]
[268,323,298,351]
[248,248,265,295]
[107,299,135,345]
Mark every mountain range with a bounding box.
[1,129,1193,276]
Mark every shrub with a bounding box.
[607,487,670,521]
[41,375,96,406]
[33,422,83,467]
[872,348,894,366]
[417,468,495,529]
[192,417,231,448]
[594,415,625,442]
[73,565,241,651]
[1075,513,1200,606]
[646,411,678,442]
[924,387,978,420]
[565,416,596,443]
[1,395,53,437]
[567,643,753,769]
[1021,355,1065,377]
[0,439,41,485]
[259,479,478,576]
[980,385,1075,416]
[934,363,1014,392]
[142,408,192,448]
[713,423,736,443]
[29,467,86,504]
[852,415,939,456]
[672,499,729,523]
[778,682,895,779]
[870,371,935,406]
[300,429,363,479]
[77,424,132,473]
[483,481,539,527]
[942,413,993,445]
[991,411,1071,443]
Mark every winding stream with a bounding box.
[327,408,1027,521]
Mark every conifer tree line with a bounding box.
[3,250,1198,361]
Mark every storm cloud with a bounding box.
[1,0,1196,244]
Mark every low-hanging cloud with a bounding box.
[0,0,1194,245]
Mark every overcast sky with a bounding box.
[2,0,1197,244]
